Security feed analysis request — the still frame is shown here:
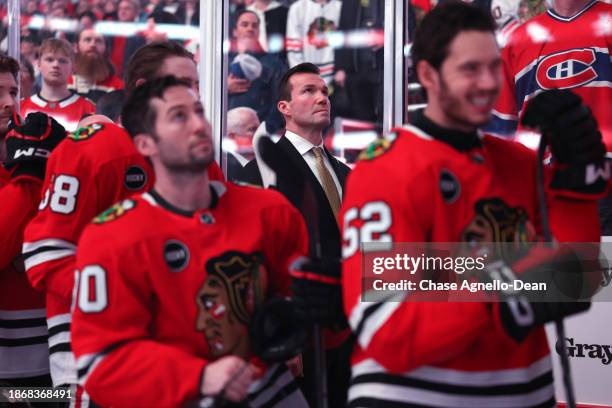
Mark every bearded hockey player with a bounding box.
[341,3,607,407]
[0,55,65,389]
[70,76,311,407]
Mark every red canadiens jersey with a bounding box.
[22,122,153,386]
[72,182,308,407]
[0,167,49,379]
[489,1,612,149]
[340,124,601,407]
[20,93,96,132]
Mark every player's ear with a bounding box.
[417,60,439,93]
[133,133,157,157]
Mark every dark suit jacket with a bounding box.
[241,136,350,260]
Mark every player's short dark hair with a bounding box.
[96,90,125,122]
[124,41,193,92]
[278,62,320,102]
[412,1,496,71]
[0,54,20,81]
[121,75,191,138]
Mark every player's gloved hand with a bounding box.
[3,112,67,180]
[521,89,608,195]
[249,297,308,363]
[290,256,348,329]
[482,245,599,342]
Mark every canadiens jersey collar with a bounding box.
[547,0,597,22]
[147,182,221,217]
[411,110,482,152]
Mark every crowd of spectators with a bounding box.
[0,0,549,167]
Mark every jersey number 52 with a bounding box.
[343,201,392,259]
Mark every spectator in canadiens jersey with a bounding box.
[0,55,65,396]
[70,75,311,407]
[21,38,96,132]
[341,3,606,407]
[488,0,612,234]
[69,28,124,103]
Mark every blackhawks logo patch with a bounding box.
[358,132,397,161]
[69,123,104,141]
[93,199,136,224]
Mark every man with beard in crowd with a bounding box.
[69,28,124,103]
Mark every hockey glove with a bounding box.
[521,89,608,195]
[249,297,308,363]
[4,112,67,180]
[289,257,348,329]
[483,245,599,342]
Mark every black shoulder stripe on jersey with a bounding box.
[350,370,554,396]
[47,322,70,337]
[49,342,71,354]
[353,302,384,341]
[0,317,46,329]
[22,244,69,260]
[0,335,48,347]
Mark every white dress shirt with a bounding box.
[284,130,343,199]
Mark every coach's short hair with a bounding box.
[412,1,496,71]
[278,62,320,102]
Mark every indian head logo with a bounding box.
[536,48,598,90]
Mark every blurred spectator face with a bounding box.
[20,40,38,62]
[233,11,260,41]
[78,29,106,57]
[104,0,118,15]
[279,73,331,130]
[0,72,18,136]
[76,2,91,15]
[20,64,35,98]
[50,4,66,18]
[39,50,72,87]
[158,56,199,96]
[25,0,39,15]
[80,14,96,29]
[228,108,260,148]
[118,0,138,22]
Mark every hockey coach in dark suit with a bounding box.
[241,62,352,407]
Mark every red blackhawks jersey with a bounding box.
[489,0,612,149]
[340,115,601,407]
[72,182,309,407]
[22,122,153,386]
[20,93,96,132]
[0,168,49,379]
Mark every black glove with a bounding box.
[521,89,608,194]
[249,297,308,363]
[290,257,348,329]
[3,112,67,180]
[482,245,599,342]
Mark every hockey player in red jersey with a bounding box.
[21,38,95,132]
[0,55,66,388]
[341,3,607,407]
[71,76,310,407]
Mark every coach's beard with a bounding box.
[74,52,111,83]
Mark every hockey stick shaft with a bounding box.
[536,135,576,408]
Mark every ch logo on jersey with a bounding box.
[93,199,136,224]
[69,123,104,141]
[536,48,598,90]
[358,132,397,161]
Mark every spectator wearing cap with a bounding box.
[228,9,287,134]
